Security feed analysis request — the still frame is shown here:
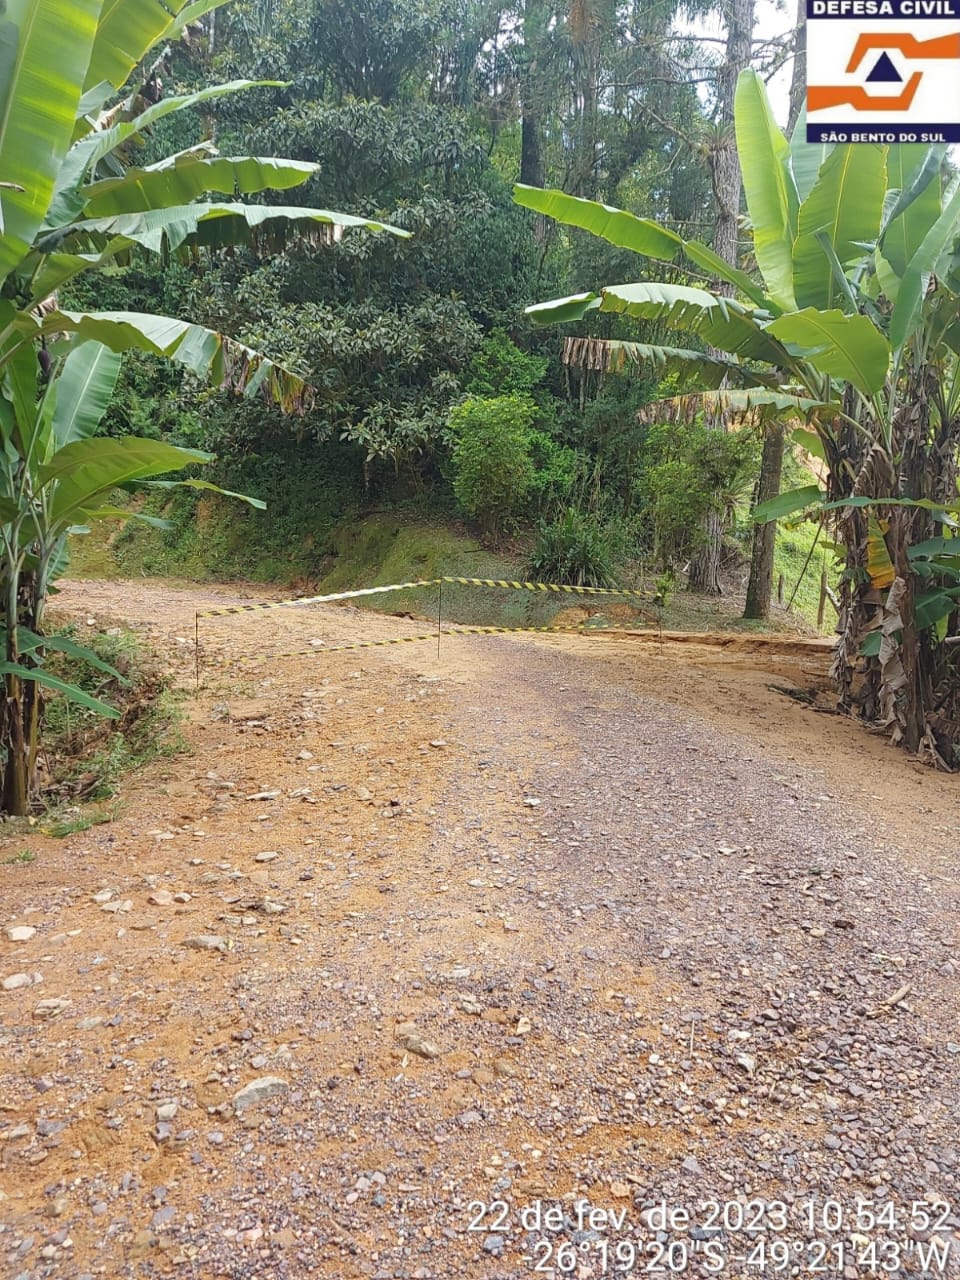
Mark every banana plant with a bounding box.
[0,0,410,813]
[0,338,247,811]
[515,69,960,765]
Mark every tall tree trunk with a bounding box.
[741,0,805,617]
[688,0,755,594]
[569,0,609,197]
[743,423,785,618]
[520,107,543,187]
[788,0,806,135]
[519,0,550,188]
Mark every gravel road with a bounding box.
[1,580,958,1279]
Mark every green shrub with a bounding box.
[636,421,759,567]
[448,394,538,536]
[465,330,548,397]
[528,430,586,510]
[562,370,656,504]
[527,508,625,587]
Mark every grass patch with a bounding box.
[42,804,120,839]
[312,515,661,629]
[2,848,36,865]
[774,520,837,630]
[69,438,368,584]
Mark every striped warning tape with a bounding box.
[197,576,656,618]
[440,577,654,599]
[197,579,442,617]
[233,621,649,663]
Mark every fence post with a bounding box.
[817,570,828,630]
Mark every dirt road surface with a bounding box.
[2,579,960,1280]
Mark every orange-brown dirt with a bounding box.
[2,579,959,1280]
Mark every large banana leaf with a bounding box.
[639,390,838,427]
[792,145,886,310]
[825,495,960,514]
[767,308,890,395]
[15,626,127,681]
[38,436,210,526]
[792,425,827,460]
[46,201,410,256]
[0,0,101,284]
[561,336,782,390]
[528,282,791,366]
[753,484,825,521]
[138,477,265,508]
[734,70,799,312]
[84,0,194,91]
[888,177,960,350]
[50,340,121,448]
[874,242,903,304]
[41,309,314,413]
[514,184,769,306]
[584,283,792,367]
[526,291,602,325]
[1,341,38,459]
[513,185,682,260]
[866,515,895,589]
[74,80,117,125]
[24,244,142,306]
[82,152,318,217]
[82,506,172,529]
[47,81,283,229]
[0,661,119,716]
[789,111,831,204]
[914,588,960,632]
[880,145,944,279]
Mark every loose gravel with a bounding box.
[0,582,958,1279]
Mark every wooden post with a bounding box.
[817,570,828,630]
[777,574,784,607]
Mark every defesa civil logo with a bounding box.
[806,0,960,142]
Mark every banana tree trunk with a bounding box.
[25,561,50,792]
[2,570,28,816]
[830,377,958,762]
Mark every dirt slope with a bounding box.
[1,579,959,1280]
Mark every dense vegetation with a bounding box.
[0,0,406,812]
[63,0,798,599]
[5,0,960,812]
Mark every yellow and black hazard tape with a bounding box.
[258,631,438,657]
[439,577,654,599]
[197,579,443,618]
[233,620,654,663]
[197,576,656,619]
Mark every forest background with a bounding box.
[70,0,819,624]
